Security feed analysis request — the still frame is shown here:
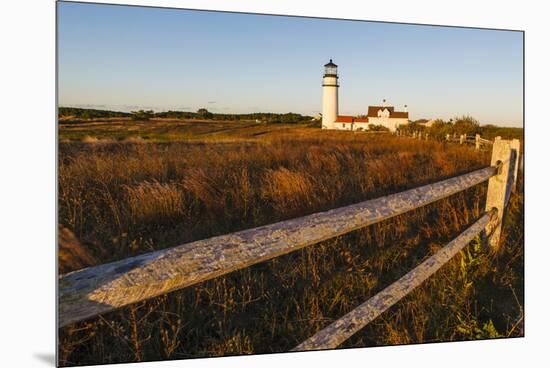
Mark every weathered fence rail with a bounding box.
[293,208,498,351]
[59,166,497,327]
[58,136,521,351]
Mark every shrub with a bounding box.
[131,110,154,121]
[368,124,390,132]
[452,115,481,135]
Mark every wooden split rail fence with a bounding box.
[58,137,522,351]
[397,130,497,150]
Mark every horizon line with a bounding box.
[58,105,524,128]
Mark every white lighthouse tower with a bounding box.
[322,59,339,129]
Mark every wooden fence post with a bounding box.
[446,133,450,141]
[425,133,429,140]
[510,139,521,192]
[484,138,515,248]
[475,134,481,150]
[460,134,464,144]
[519,153,524,175]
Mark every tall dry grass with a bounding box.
[58,128,522,366]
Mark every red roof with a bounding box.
[334,114,404,123]
[368,106,395,117]
[391,112,409,118]
[367,106,408,119]
[335,115,354,123]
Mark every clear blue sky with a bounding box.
[58,2,523,127]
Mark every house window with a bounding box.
[342,123,346,128]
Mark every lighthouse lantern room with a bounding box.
[322,59,339,129]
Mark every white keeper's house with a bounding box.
[321,59,409,132]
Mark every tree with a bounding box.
[427,119,453,140]
[197,108,213,119]
[452,115,480,135]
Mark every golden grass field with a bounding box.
[58,119,523,366]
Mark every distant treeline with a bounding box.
[59,107,131,119]
[59,107,313,124]
[401,116,523,141]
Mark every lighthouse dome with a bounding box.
[324,59,338,67]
